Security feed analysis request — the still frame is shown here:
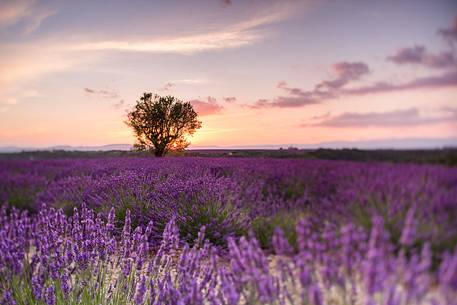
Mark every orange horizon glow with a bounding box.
[0,0,456,149]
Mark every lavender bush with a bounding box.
[0,157,456,304]
[2,158,456,252]
[1,204,456,304]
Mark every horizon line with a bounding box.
[1,137,457,152]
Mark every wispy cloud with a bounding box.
[344,70,457,95]
[0,0,57,34]
[251,59,457,109]
[0,45,72,88]
[83,87,125,109]
[0,43,92,109]
[113,99,125,109]
[0,0,35,29]
[69,31,261,54]
[159,82,174,91]
[68,2,300,54]
[250,19,457,110]
[251,72,457,109]
[84,88,119,99]
[438,16,457,44]
[311,108,457,128]
[0,1,303,111]
[190,97,223,116]
[0,88,38,113]
[0,88,37,106]
[251,62,370,108]
[158,79,210,91]
[310,111,331,120]
[174,79,209,85]
[387,45,456,69]
[318,62,370,90]
[223,97,237,103]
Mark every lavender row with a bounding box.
[1,204,456,305]
[1,157,456,253]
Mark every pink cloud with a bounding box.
[313,108,457,127]
[250,20,457,110]
[438,16,457,43]
[344,70,457,95]
[251,61,369,108]
[190,96,223,116]
[250,62,457,109]
[223,96,237,103]
[387,45,456,69]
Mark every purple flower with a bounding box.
[31,273,44,300]
[106,207,115,232]
[308,283,323,305]
[384,284,401,305]
[272,227,293,256]
[44,285,55,305]
[1,290,16,305]
[134,275,147,304]
[400,207,416,247]
[363,215,389,296]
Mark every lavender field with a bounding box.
[1,157,457,305]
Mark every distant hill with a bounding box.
[0,144,133,153]
[1,137,456,153]
[48,144,133,151]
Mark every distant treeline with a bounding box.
[1,148,457,166]
[187,148,457,166]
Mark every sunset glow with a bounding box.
[0,0,456,148]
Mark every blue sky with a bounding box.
[0,0,456,148]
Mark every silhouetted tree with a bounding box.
[126,93,202,157]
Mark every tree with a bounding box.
[126,93,202,157]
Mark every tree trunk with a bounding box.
[154,146,165,157]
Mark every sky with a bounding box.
[0,0,456,148]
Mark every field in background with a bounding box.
[1,156,456,304]
[1,148,457,166]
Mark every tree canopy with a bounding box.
[126,93,202,156]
